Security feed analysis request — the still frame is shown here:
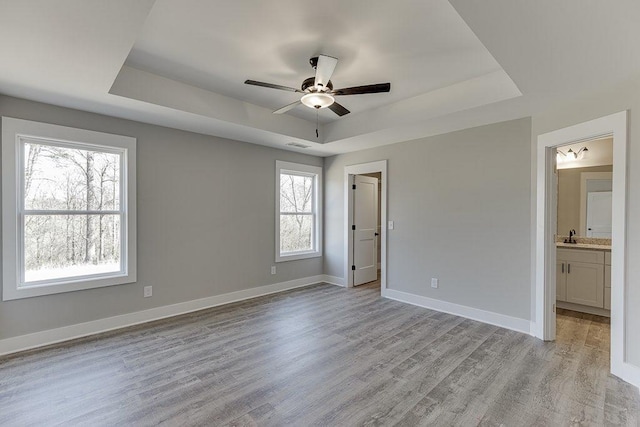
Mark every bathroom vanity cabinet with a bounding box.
[556,247,610,310]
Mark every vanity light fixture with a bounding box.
[557,146,589,162]
[568,147,589,159]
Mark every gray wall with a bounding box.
[531,74,640,367]
[0,95,323,340]
[324,118,532,320]
[7,81,639,371]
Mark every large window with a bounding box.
[276,161,322,262]
[2,117,136,300]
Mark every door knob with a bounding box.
[375,232,379,236]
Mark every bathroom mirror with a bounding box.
[557,167,612,237]
[556,137,613,239]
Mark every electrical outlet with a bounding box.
[271,266,276,275]
[143,286,152,297]
[388,220,394,230]
[431,278,439,289]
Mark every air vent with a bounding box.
[286,142,310,149]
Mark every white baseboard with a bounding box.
[382,288,532,335]
[529,321,539,337]
[321,275,346,287]
[0,275,334,357]
[620,362,640,390]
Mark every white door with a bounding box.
[353,175,379,286]
[586,191,612,238]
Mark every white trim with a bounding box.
[0,275,335,357]
[2,117,137,301]
[382,288,533,335]
[536,111,630,385]
[321,275,346,287]
[621,363,640,389]
[275,160,323,262]
[344,160,388,293]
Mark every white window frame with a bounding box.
[2,117,137,300]
[275,160,322,262]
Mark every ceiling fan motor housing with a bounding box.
[301,76,333,92]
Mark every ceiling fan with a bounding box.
[244,55,391,117]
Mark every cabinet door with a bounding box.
[566,261,605,308]
[556,260,567,302]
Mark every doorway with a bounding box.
[344,160,387,293]
[536,111,629,383]
[554,137,613,359]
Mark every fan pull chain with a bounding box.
[316,109,319,138]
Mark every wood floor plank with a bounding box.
[0,283,638,426]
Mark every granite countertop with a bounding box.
[556,242,611,251]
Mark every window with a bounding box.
[276,161,322,262]
[2,117,136,300]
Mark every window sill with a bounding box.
[276,251,322,263]
[3,272,136,301]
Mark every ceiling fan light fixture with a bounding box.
[301,92,335,109]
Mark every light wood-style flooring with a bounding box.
[0,283,638,426]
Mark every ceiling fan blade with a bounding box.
[328,101,350,117]
[314,55,338,89]
[273,100,302,114]
[245,80,302,93]
[332,83,391,96]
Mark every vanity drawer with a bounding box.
[605,251,611,265]
[557,248,605,264]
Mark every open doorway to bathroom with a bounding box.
[535,111,629,383]
[554,137,612,353]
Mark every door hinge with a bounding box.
[351,225,356,230]
[352,184,356,190]
[352,265,356,271]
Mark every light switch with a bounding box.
[388,220,394,230]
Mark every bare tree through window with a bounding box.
[23,141,122,283]
[279,173,314,253]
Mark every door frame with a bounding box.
[535,111,629,382]
[344,160,387,290]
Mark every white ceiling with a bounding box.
[125,0,503,124]
[0,1,639,157]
